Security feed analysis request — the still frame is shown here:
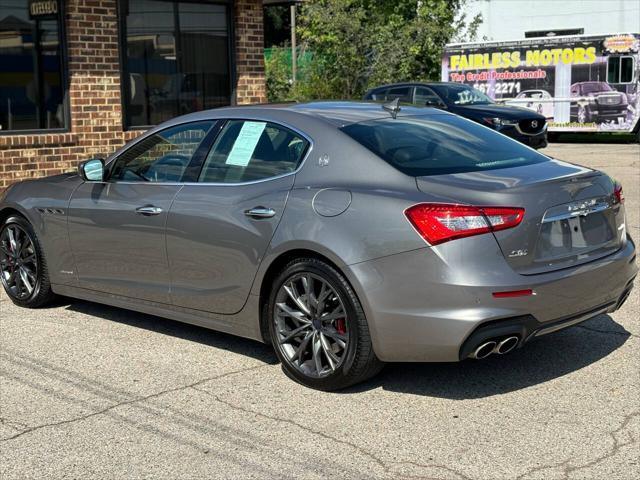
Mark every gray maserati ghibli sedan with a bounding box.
[0,102,636,390]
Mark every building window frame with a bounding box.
[607,55,636,85]
[0,0,70,135]
[117,0,235,131]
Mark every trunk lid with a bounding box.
[416,159,626,274]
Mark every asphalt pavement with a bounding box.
[1,142,639,479]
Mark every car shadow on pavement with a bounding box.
[346,314,632,399]
[61,299,631,398]
[63,299,278,365]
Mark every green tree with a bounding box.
[290,0,481,100]
[265,47,293,102]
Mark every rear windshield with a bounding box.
[340,114,549,176]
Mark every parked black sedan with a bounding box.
[364,82,548,149]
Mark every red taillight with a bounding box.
[614,181,624,205]
[404,203,525,245]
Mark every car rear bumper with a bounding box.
[346,234,637,362]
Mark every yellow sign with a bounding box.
[603,35,639,53]
[449,47,596,71]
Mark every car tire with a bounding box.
[0,215,56,308]
[267,257,383,391]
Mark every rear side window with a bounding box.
[199,120,309,183]
[340,115,549,176]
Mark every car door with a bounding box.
[67,120,216,303]
[166,119,311,314]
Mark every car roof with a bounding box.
[287,101,445,125]
[366,82,462,92]
[186,101,447,127]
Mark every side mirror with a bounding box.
[78,158,104,182]
[424,100,446,109]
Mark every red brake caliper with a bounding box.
[335,318,346,335]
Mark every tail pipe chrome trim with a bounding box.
[469,336,520,359]
[470,341,497,360]
[495,336,519,355]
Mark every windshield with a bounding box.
[340,114,549,176]
[581,82,613,94]
[430,84,493,105]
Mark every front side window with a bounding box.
[198,120,309,183]
[0,0,66,132]
[341,115,548,177]
[122,0,231,127]
[414,87,444,107]
[110,121,214,182]
[607,56,635,84]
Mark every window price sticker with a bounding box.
[226,121,267,167]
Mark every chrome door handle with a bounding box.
[135,206,163,216]
[244,207,276,219]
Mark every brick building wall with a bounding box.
[0,0,266,189]
[235,0,267,105]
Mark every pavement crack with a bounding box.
[192,386,476,480]
[0,416,28,432]
[515,411,640,479]
[0,364,267,443]
[191,386,390,475]
[388,460,472,480]
[564,410,640,478]
[515,458,571,480]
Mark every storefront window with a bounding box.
[0,0,66,132]
[607,56,635,84]
[122,0,232,127]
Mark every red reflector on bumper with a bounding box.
[492,289,534,298]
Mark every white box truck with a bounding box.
[442,33,640,134]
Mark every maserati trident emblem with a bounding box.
[318,154,330,167]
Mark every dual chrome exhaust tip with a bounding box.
[470,336,519,359]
